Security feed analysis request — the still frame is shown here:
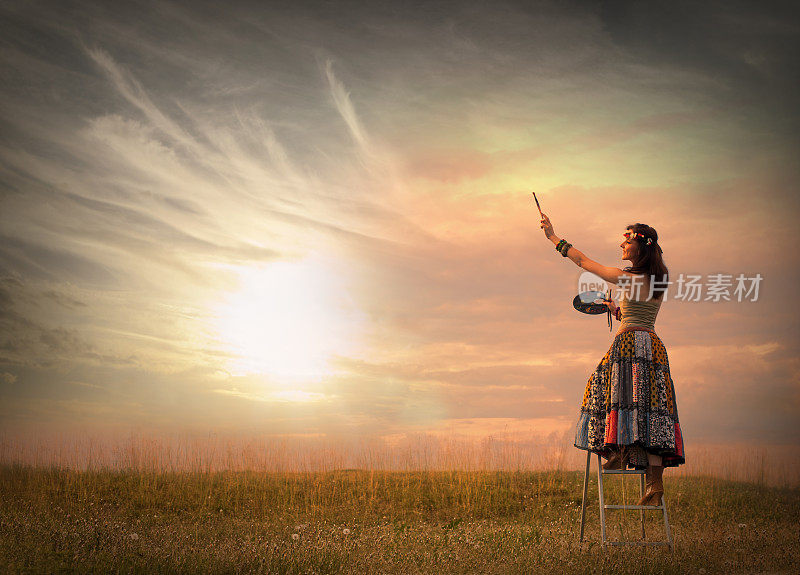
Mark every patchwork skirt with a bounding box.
[574,326,685,468]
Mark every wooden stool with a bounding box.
[579,450,673,549]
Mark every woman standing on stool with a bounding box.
[539,213,685,506]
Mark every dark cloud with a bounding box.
[41,289,87,309]
[0,233,119,285]
[599,0,800,116]
[38,327,91,355]
[0,277,138,370]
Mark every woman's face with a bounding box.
[620,231,639,261]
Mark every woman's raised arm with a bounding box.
[540,212,587,268]
[540,212,629,283]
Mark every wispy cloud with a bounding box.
[212,388,332,403]
[86,47,202,157]
[324,59,370,153]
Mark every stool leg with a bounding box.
[580,450,590,543]
[596,453,606,547]
[640,472,646,540]
[662,494,673,550]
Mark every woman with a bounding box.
[539,213,685,506]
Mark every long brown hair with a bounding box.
[623,223,669,300]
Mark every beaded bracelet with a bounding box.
[556,239,567,252]
[560,242,572,257]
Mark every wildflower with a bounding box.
[130,533,139,541]
[343,529,351,535]
[291,533,300,541]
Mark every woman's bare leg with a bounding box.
[647,452,663,467]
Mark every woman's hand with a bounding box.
[605,299,617,314]
[540,213,555,239]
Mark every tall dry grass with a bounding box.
[1,430,797,487]
[1,430,799,573]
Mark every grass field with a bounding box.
[1,463,798,574]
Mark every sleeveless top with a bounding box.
[618,289,663,332]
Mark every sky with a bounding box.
[1,0,799,452]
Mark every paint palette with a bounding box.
[573,290,609,315]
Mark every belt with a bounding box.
[617,326,656,335]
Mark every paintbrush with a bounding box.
[531,192,543,217]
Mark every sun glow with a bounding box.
[212,255,365,381]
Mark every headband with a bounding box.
[624,231,655,246]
